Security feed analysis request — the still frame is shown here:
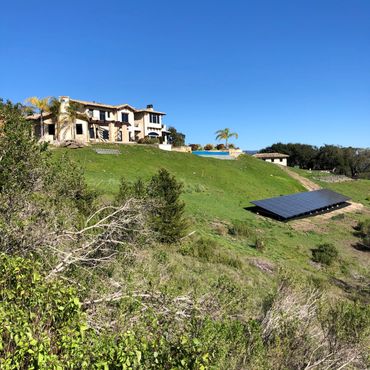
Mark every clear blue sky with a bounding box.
[1,0,369,149]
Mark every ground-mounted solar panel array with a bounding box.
[250,189,351,221]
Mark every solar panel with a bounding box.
[250,189,351,220]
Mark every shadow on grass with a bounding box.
[353,242,370,252]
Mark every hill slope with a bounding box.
[53,144,370,304]
[54,144,304,220]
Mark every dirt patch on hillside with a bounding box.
[290,202,365,232]
[318,202,364,219]
[278,166,321,191]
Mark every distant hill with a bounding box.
[243,150,259,155]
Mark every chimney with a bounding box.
[146,104,154,110]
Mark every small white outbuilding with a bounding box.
[253,152,289,166]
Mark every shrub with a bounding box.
[180,237,242,269]
[116,169,187,244]
[179,237,215,261]
[0,100,95,255]
[168,126,185,147]
[255,238,265,251]
[137,137,158,144]
[0,253,211,369]
[356,219,370,238]
[321,301,370,345]
[189,143,201,151]
[147,168,187,243]
[355,219,370,250]
[153,250,169,264]
[204,144,214,151]
[216,143,226,150]
[312,243,338,265]
[228,143,236,149]
[331,213,345,221]
[228,220,253,238]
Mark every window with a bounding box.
[48,124,55,136]
[76,124,83,135]
[117,130,122,141]
[121,113,129,123]
[280,158,283,162]
[88,109,94,117]
[100,110,106,121]
[149,113,160,124]
[271,158,275,163]
[89,127,95,139]
[102,129,109,140]
[107,111,111,118]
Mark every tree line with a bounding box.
[260,142,370,178]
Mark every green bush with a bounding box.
[355,219,370,250]
[204,144,214,151]
[116,169,188,244]
[321,301,370,345]
[216,144,226,150]
[0,253,211,369]
[189,144,201,151]
[180,238,242,269]
[137,137,159,144]
[147,168,187,244]
[311,243,338,265]
[228,220,253,238]
[255,238,265,251]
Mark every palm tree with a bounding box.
[66,101,83,140]
[25,96,51,137]
[48,97,61,138]
[215,128,238,148]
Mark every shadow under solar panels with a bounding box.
[250,189,351,221]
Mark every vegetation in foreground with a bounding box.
[0,99,369,368]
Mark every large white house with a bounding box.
[27,96,170,144]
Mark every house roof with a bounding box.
[253,152,290,159]
[69,98,165,115]
[135,108,166,115]
[25,113,53,121]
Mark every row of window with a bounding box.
[86,110,161,124]
[47,123,84,136]
[87,109,130,123]
[149,113,160,124]
[48,124,127,141]
[269,158,284,163]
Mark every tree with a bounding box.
[168,126,185,147]
[215,128,238,148]
[66,101,83,140]
[48,97,61,138]
[260,143,318,169]
[147,169,187,243]
[25,96,50,137]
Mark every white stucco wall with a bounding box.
[264,158,288,166]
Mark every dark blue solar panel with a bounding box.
[250,189,350,220]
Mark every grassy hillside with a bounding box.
[52,144,370,305]
[53,145,304,220]
[290,168,370,207]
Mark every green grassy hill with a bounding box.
[52,144,370,306]
[289,167,370,207]
[54,145,304,219]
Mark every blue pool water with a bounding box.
[192,151,230,156]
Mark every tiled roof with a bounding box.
[253,152,289,159]
[25,113,52,120]
[70,99,165,115]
